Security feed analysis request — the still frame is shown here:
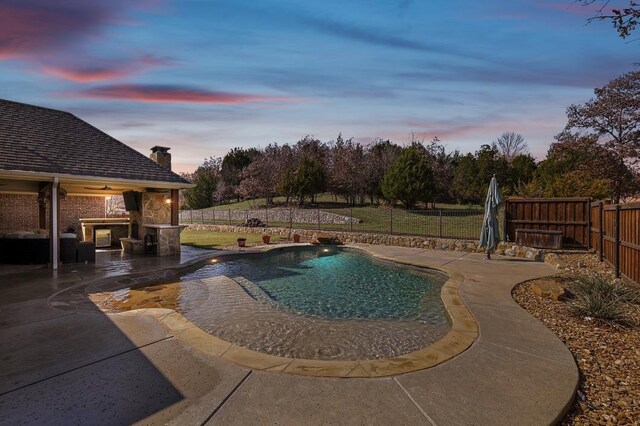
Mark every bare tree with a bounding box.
[326,134,367,205]
[492,132,528,162]
[105,195,125,216]
[580,1,640,39]
[563,70,640,201]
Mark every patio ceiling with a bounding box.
[0,172,186,197]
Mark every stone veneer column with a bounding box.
[157,228,181,256]
[142,192,171,224]
[131,191,179,256]
[129,191,172,238]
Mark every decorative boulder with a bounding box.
[312,232,341,245]
[531,280,570,301]
[545,253,566,269]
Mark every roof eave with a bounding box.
[0,169,194,189]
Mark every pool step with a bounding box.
[231,276,278,308]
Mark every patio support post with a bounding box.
[170,189,179,226]
[50,177,60,270]
[38,182,48,229]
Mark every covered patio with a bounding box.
[0,99,192,270]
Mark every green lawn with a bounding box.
[182,194,492,240]
[203,194,482,211]
[267,207,491,240]
[181,230,285,249]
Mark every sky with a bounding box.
[0,0,636,173]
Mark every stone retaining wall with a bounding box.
[184,224,546,261]
[179,208,358,225]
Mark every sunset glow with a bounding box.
[0,0,635,173]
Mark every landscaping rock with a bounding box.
[185,224,545,260]
[312,233,341,245]
[545,253,566,269]
[504,245,518,257]
[525,248,544,261]
[531,279,568,301]
[513,252,640,425]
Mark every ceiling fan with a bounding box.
[83,185,122,191]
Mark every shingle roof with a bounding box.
[0,99,191,185]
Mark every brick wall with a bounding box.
[0,194,39,232]
[60,196,106,233]
[1,193,106,234]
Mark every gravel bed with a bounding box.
[513,252,640,425]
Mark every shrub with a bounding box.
[571,275,638,325]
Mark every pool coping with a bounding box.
[106,244,478,378]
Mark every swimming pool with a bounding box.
[181,246,447,322]
[91,246,451,360]
[173,246,450,359]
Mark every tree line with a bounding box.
[182,70,640,209]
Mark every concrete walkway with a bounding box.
[0,246,577,425]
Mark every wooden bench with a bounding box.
[515,229,563,250]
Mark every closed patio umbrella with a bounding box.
[479,174,503,259]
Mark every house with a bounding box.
[0,99,193,269]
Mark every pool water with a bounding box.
[141,246,452,360]
[86,246,452,360]
[181,246,447,323]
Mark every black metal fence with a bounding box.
[179,206,496,240]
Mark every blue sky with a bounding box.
[0,0,635,172]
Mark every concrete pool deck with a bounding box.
[0,245,578,425]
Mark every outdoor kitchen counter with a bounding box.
[142,224,187,256]
[79,218,131,246]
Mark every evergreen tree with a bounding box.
[381,146,435,208]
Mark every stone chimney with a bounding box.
[150,146,171,170]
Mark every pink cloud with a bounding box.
[0,1,160,60]
[67,84,300,104]
[42,54,173,82]
[42,66,134,83]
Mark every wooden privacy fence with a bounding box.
[590,202,640,284]
[504,197,591,248]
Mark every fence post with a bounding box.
[614,204,621,278]
[390,208,393,235]
[201,210,204,224]
[586,198,591,250]
[289,205,293,240]
[350,208,353,233]
[317,208,321,231]
[503,199,509,242]
[190,210,193,224]
[599,202,604,262]
[438,210,443,238]
[228,209,231,225]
